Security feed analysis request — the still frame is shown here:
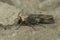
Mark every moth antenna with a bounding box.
[18,8,24,17]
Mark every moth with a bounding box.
[17,14,55,26]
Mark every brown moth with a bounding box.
[23,14,55,25]
[17,9,55,25]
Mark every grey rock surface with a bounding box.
[0,2,19,25]
[0,0,60,40]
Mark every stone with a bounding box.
[0,2,20,25]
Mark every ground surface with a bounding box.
[0,0,60,40]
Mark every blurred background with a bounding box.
[0,0,60,40]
